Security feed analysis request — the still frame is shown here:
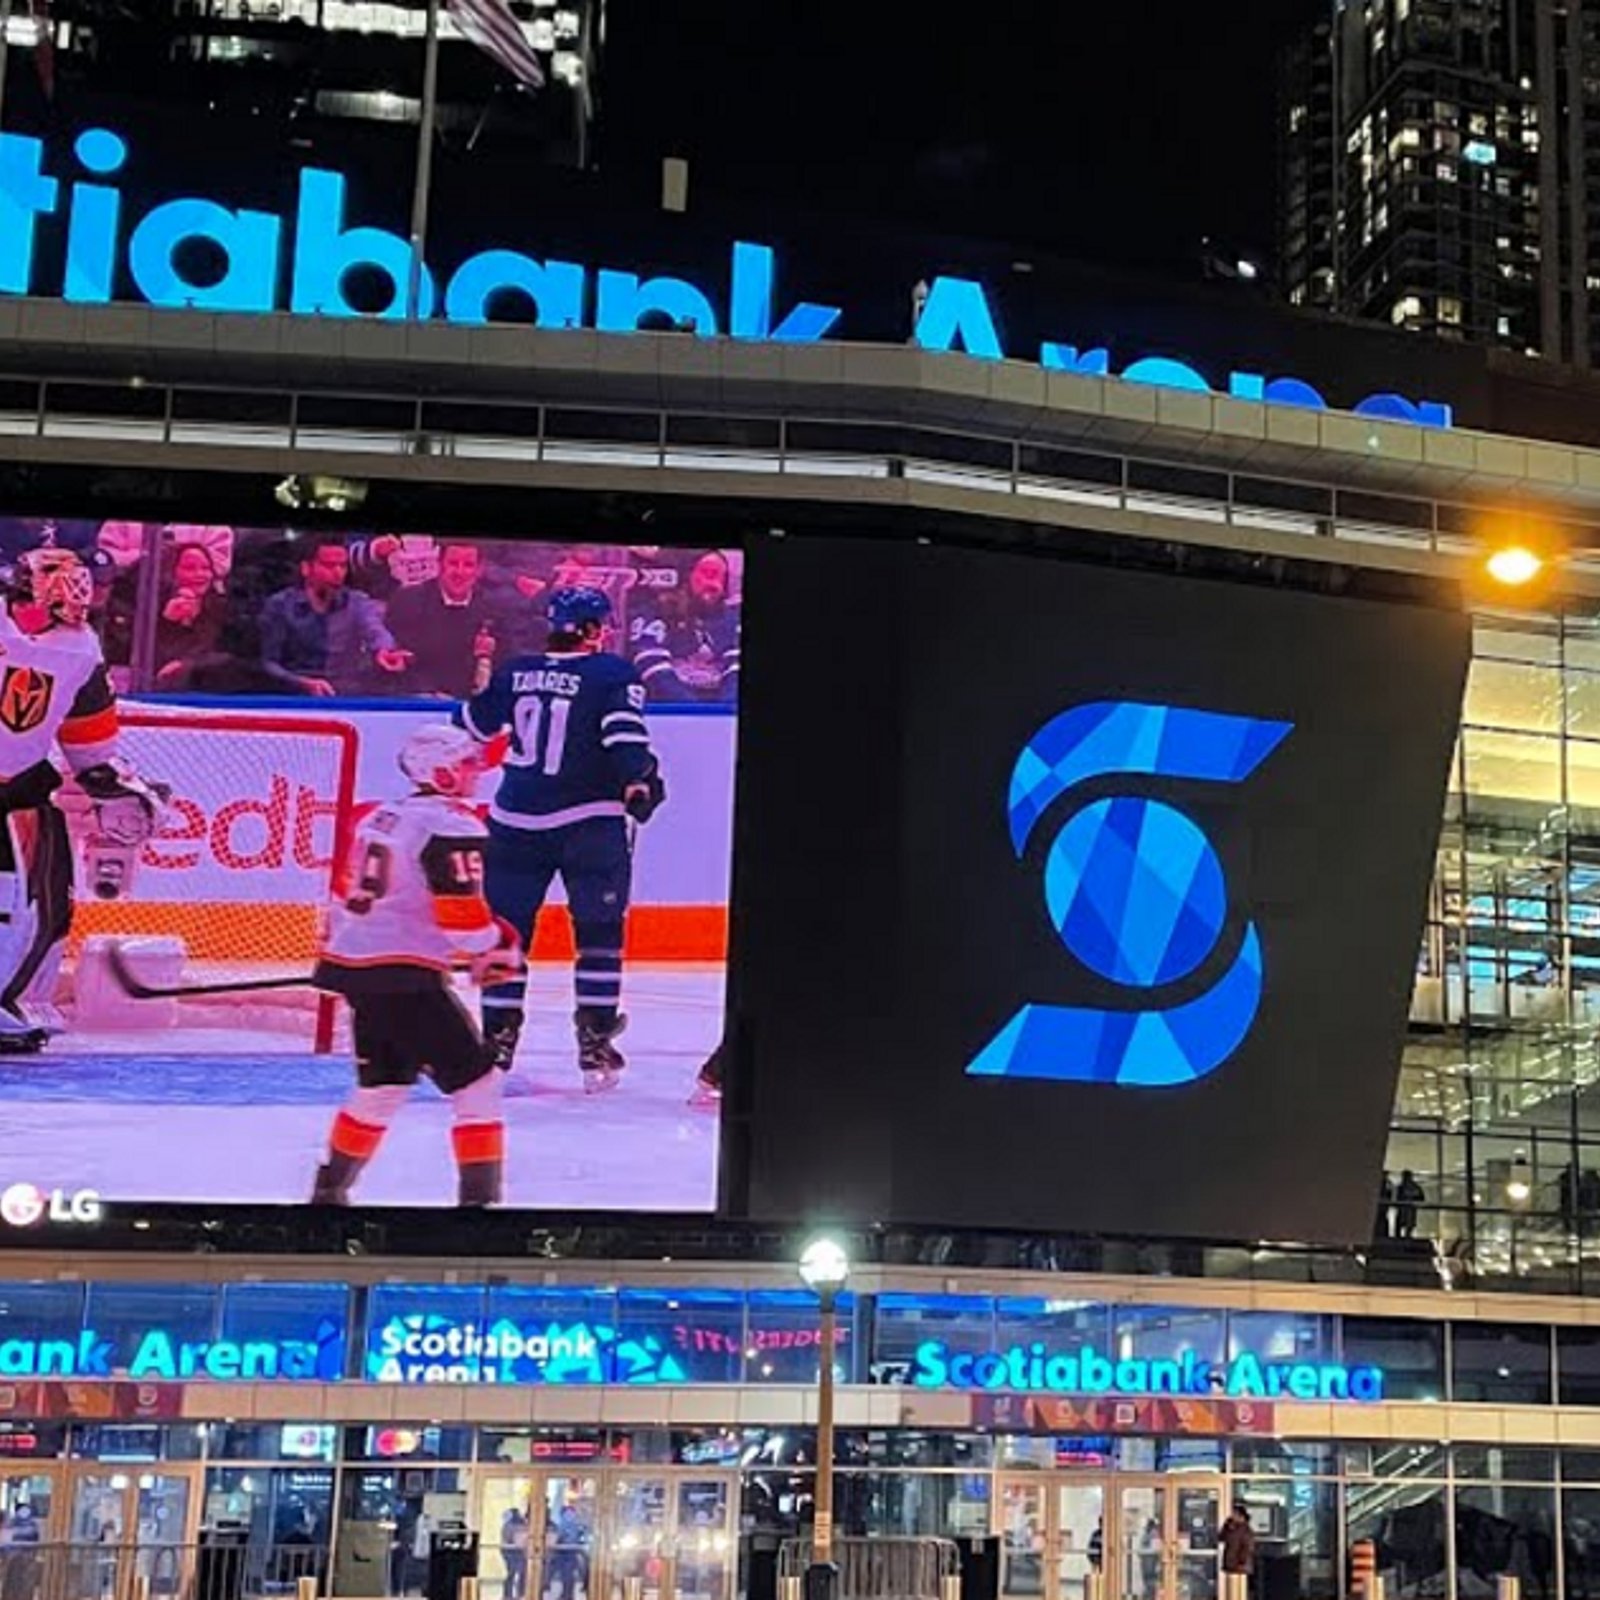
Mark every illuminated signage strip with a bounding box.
[0,128,1451,429]
[911,1340,1384,1402]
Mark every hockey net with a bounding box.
[65,707,359,1052]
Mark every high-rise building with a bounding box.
[1280,0,1582,361]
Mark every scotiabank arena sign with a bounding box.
[912,1341,1384,1402]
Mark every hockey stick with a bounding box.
[105,941,319,1001]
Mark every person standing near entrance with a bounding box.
[1220,1504,1255,1598]
[501,1506,529,1600]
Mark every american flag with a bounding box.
[446,0,546,90]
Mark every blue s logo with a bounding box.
[966,701,1292,1087]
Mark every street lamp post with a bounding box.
[799,1237,850,1600]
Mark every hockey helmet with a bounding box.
[399,723,483,797]
[15,548,94,627]
[546,584,612,634]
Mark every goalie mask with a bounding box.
[14,549,93,628]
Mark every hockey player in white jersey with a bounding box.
[311,724,523,1207]
[0,548,166,1051]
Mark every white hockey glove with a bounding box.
[469,918,525,989]
[78,760,171,846]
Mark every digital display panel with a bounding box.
[732,535,1469,1245]
[0,518,735,1210]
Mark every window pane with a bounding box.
[1564,1487,1600,1599]
[616,1289,741,1383]
[1343,1482,1447,1599]
[994,1299,1110,1362]
[1462,729,1561,807]
[220,1282,349,1381]
[746,1292,855,1384]
[1450,1324,1551,1404]
[364,1285,486,1381]
[1229,1312,1332,1363]
[0,1282,85,1364]
[1237,1480,1338,1600]
[1464,659,1562,734]
[83,1282,219,1375]
[1558,1328,1600,1406]
[1451,1445,1555,1480]
[1454,1484,1555,1598]
[1112,1306,1224,1364]
[1341,1318,1445,1401]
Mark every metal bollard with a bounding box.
[779,1577,804,1600]
[458,1578,479,1600]
[1366,1575,1386,1600]
[940,1575,962,1600]
[624,1579,643,1600]
[1085,1575,1105,1600]
[296,1576,318,1600]
[1497,1578,1521,1600]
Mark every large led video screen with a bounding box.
[0,518,736,1209]
[732,535,1470,1245]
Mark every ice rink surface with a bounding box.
[0,965,723,1209]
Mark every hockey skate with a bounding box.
[687,1074,722,1110]
[0,1001,47,1055]
[576,1011,627,1093]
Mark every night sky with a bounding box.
[606,0,1325,278]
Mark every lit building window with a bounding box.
[1463,139,1497,165]
[1392,294,1425,324]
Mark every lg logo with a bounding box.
[967,700,1291,1086]
[0,1183,103,1226]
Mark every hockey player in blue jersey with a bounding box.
[458,585,666,1092]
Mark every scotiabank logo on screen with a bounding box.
[967,701,1291,1087]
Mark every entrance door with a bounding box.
[998,1479,1107,1600]
[534,1476,598,1600]
[1115,1481,1222,1600]
[65,1468,198,1600]
[672,1479,733,1600]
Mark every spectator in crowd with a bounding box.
[386,540,505,697]
[627,549,741,702]
[154,542,229,686]
[347,533,440,600]
[259,539,411,695]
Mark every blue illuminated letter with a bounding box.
[1354,391,1454,428]
[728,241,841,342]
[129,197,279,312]
[0,132,59,296]
[64,128,125,304]
[1040,344,1111,375]
[292,168,433,319]
[913,277,1003,359]
[1121,356,1211,393]
[595,267,716,334]
[912,1340,949,1387]
[444,251,584,327]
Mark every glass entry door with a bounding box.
[998,1479,1107,1600]
[479,1472,734,1600]
[65,1468,197,1600]
[1115,1481,1222,1600]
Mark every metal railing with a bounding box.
[1,373,1597,584]
[775,1537,960,1600]
[0,1543,329,1600]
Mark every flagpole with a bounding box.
[406,0,440,321]
[0,0,15,136]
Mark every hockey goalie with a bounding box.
[0,549,166,1052]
